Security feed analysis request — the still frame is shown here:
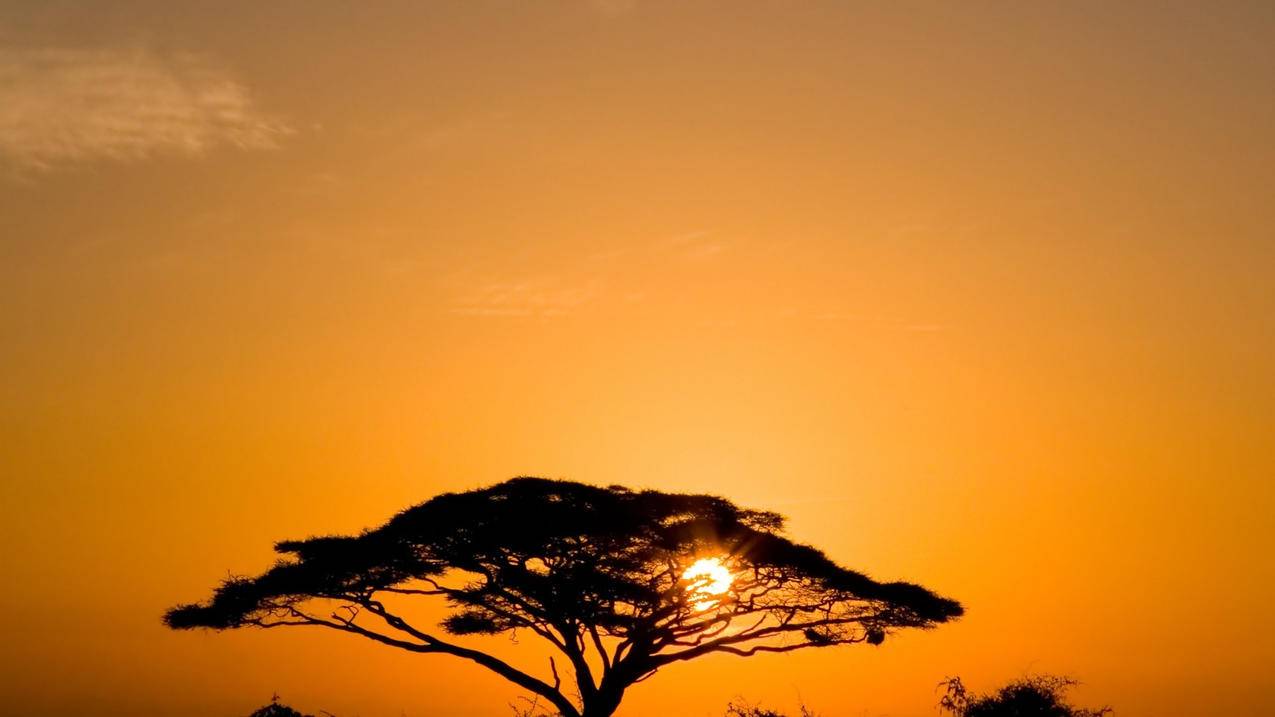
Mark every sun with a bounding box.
[683,557,734,610]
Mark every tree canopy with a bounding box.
[166,477,962,717]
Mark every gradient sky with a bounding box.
[2,2,1273,716]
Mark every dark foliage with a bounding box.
[167,477,961,717]
[939,675,1112,717]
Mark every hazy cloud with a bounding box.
[450,276,602,318]
[448,229,733,320]
[588,0,639,16]
[0,47,290,170]
[659,229,728,260]
[819,312,953,333]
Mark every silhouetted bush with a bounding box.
[939,675,1111,717]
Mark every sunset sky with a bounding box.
[2,2,1273,716]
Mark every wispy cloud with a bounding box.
[0,47,290,170]
[450,277,602,318]
[448,229,732,320]
[818,312,954,333]
[588,0,639,16]
[660,229,727,260]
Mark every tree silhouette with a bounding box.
[939,675,1112,717]
[166,477,962,717]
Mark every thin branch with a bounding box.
[261,601,582,717]
[588,624,612,673]
[549,656,561,691]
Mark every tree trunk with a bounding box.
[580,686,625,717]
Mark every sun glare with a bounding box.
[684,557,734,610]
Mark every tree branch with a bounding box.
[263,601,583,717]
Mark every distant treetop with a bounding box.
[248,697,312,717]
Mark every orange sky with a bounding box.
[2,2,1273,716]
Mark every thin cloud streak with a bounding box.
[450,277,602,319]
[588,0,639,16]
[0,47,290,170]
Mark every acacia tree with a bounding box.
[167,477,962,717]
